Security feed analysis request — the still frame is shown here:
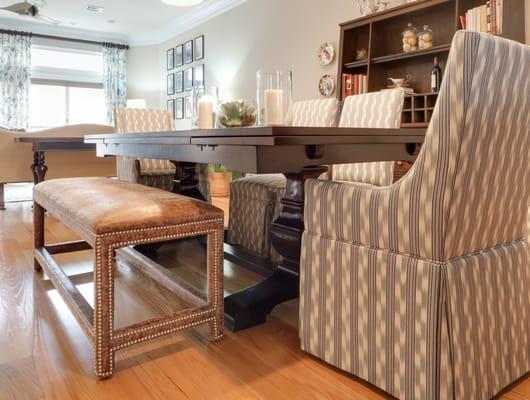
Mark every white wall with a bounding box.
[127,0,530,127]
[127,44,163,109]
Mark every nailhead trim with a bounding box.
[93,225,224,377]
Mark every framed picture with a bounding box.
[184,95,192,118]
[193,64,204,87]
[167,73,175,95]
[167,48,174,70]
[194,35,204,61]
[184,67,193,91]
[167,99,175,119]
[175,97,184,119]
[175,44,183,67]
[184,40,193,64]
[175,70,184,93]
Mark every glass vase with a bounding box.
[256,69,293,126]
[192,86,219,129]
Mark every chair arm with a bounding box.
[304,178,408,255]
[116,157,140,183]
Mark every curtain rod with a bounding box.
[0,28,129,49]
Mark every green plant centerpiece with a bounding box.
[218,100,257,128]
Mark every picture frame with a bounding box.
[184,67,193,91]
[193,64,204,87]
[194,35,204,61]
[175,44,183,67]
[167,48,175,70]
[184,40,193,64]
[184,95,192,118]
[167,73,175,95]
[175,70,184,93]
[167,99,175,119]
[176,97,184,119]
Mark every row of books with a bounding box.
[460,0,503,34]
[341,74,368,98]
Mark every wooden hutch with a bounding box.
[337,0,525,128]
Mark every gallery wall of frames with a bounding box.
[166,35,204,120]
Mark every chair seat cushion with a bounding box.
[34,177,222,237]
[230,174,286,201]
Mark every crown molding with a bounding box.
[0,0,247,48]
[0,17,128,43]
[127,0,248,46]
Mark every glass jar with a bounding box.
[256,69,293,126]
[402,23,418,52]
[418,25,434,49]
[218,100,257,128]
[191,86,219,129]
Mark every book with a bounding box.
[353,74,359,95]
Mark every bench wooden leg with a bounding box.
[208,230,224,341]
[93,243,115,378]
[34,202,45,272]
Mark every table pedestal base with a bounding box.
[224,166,326,331]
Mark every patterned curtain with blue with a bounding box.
[102,44,127,125]
[0,32,32,130]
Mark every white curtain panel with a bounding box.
[102,45,127,125]
[0,33,31,130]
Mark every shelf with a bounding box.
[343,60,368,69]
[372,44,451,64]
[401,122,429,128]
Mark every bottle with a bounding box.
[431,57,442,92]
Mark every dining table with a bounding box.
[85,126,426,331]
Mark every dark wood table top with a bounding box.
[85,126,426,173]
[16,135,95,152]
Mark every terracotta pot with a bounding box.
[209,171,232,197]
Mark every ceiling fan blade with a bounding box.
[0,3,30,14]
[34,14,61,25]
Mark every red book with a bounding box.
[353,74,359,95]
[460,15,466,29]
[345,74,353,97]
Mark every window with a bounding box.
[28,42,107,131]
[28,84,107,131]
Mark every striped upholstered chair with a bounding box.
[114,108,210,200]
[300,31,530,400]
[332,89,404,186]
[227,98,340,262]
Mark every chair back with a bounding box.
[398,31,530,259]
[292,98,339,127]
[114,108,174,173]
[334,89,404,186]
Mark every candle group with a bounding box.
[198,95,215,129]
[264,89,284,126]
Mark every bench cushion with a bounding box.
[34,178,223,239]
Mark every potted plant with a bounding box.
[208,164,232,197]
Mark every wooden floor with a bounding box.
[0,202,528,400]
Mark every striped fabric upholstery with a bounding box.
[114,108,210,199]
[332,89,404,186]
[300,31,530,400]
[227,99,340,261]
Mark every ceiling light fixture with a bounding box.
[86,5,104,13]
[160,0,204,7]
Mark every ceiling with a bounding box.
[0,0,246,45]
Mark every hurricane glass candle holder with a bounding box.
[256,69,293,126]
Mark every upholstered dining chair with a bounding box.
[226,98,340,263]
[300,31,530,400]
[114,107,210,200]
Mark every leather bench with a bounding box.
[33,177,224,378]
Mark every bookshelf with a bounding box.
[337,0,525,128]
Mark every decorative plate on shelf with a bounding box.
[317,42,335,65]
[318,74,335,97]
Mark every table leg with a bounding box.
[224,166,327,331]
[31,151,48,185]
[170,161,207,201]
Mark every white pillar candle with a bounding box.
[264,89,284,126]
[198,95,215,129]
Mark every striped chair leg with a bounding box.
[93,242,115,378]
[33,202,44,272]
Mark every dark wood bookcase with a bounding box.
[337,0,525,128]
